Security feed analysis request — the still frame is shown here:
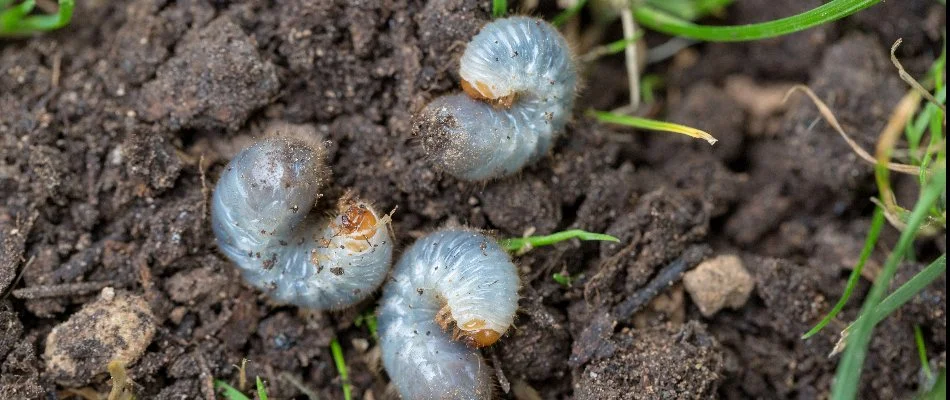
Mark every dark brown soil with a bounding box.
[0,0,945,399]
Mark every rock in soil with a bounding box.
[575,321,723,399]
[683,254,754,317]
[44,289,157,386]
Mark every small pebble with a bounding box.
[100,286,115,302]
[683,254,754,317]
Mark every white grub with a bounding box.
[416,17,578,181]
[211,137,392,309]
[378,229,520,399]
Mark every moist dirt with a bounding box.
[0,0,945,399]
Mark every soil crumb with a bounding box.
[575,321,724,399]
[138,16,280,131]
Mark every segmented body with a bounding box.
[417,17,577,181]
[378,229,520,399]
[211,137,392,309]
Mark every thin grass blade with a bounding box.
[802,207,886,339]
[831,168,946,400]
[215,380,251,400]
[552,0,587,26]
[870,254,946,327]
[492,0,507,18]
[0,0,35,32]
[330,338,352,400]
[633,0,880,42]
[256,376,269,400]
[501,229,619,255]
[588,110,718,144]
[915,324,933,381]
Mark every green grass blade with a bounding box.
[832,167,947,400]
[633,0,880,42]
[580,31,646,62]
[916,40,946,166]
[919,87,946,183]
[640,74,663,105]
[644,0,696,20]
[552,272,573,287]
[15,0,73,32]
[355,311,379,339]
[492,0,507,18]
[501,229,618,254]
[906,87,946,155]
[802,207,886,339]
[588,109,718,144]
[552,0,587,26]
[330,338,352,400]
[215,380,251,400]
[365,315,378,338]
[605,31,645,55]
[256,376,269,400]
[644,0,733,21]
[692,0,735,17]
[868,254,946,327]
[915,324,933,381]
[0,0,35,32]
[933,41,946,91]
[0,0,73,36]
